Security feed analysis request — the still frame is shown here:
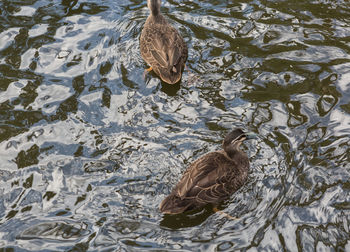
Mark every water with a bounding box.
[0,0,350,250]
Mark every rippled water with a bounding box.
[1,0,350,250]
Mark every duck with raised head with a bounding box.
[140,0,188,84]
[160,128,256,214]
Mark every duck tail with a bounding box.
[159,194,191,214]
[159,68,181,85]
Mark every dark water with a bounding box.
[1,0,350,250]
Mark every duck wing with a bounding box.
[176,152,234,202]
[149,27,183,70]
[160,152,238,214]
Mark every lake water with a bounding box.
[1,0,350,251]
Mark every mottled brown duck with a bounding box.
[140,0,188,84]
[160,128,256,214]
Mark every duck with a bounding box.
[140,0,188,84]
[159,128,256,214]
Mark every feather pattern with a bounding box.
[159,129,254,215]
[140,0,187,84]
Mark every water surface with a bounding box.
[1,0,350,251]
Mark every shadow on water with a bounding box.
[144,69,181,96]
[160,205,215,229]
[160,82,181,96]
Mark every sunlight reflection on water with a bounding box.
[0,0,350,251]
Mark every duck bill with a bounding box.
[245,132,258,140]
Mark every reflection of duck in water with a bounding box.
[160,129,256,215]
[140,0,187,84]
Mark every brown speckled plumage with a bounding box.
[140,0,187,84]
[160,129,255,214]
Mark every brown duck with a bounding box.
[140,0,188,84]
[160,128,256,214]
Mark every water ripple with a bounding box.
[0,0,350,251]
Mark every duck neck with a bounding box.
[148,0,161,16]
[224,144,249,172]
[224,145,240,160]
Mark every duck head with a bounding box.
[223,128,256,158]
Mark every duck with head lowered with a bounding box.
[160,128,256,215]
[140,0,188,84]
